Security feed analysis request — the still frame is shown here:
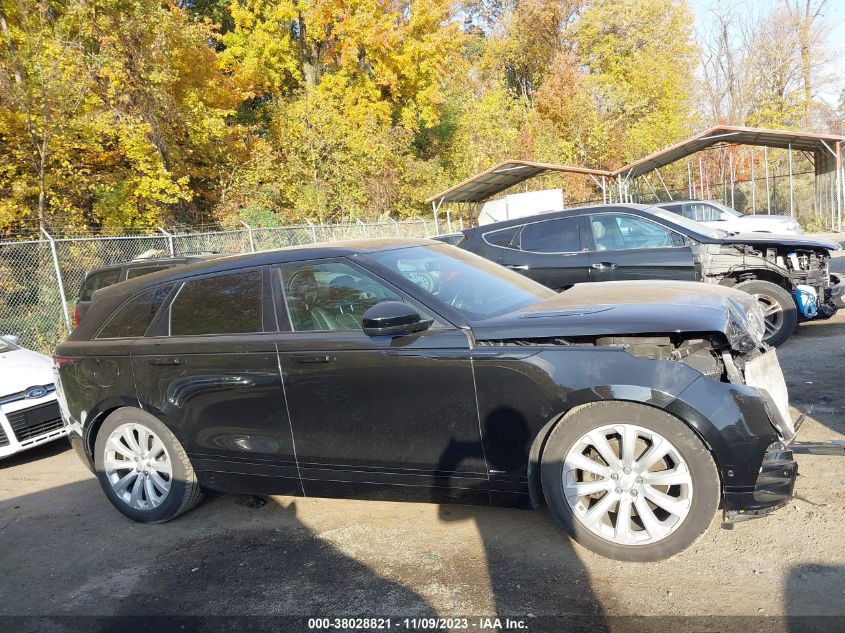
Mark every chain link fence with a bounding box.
[0,219,449,355]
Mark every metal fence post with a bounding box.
[240,220,256,252]
[356,218,368,238]
[306,220,317,243]
[157,226,175,256]
[40,228,72,332]
[392,218,400,237]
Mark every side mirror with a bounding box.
[362,301,432,336]
[1,335,20,345]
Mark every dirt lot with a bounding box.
[1,245,844,632]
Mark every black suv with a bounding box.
[458,204,842,346]
[74,255,221,327]
[55,239,796,561]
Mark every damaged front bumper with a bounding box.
[829,275,845,309]
[722,348,800,522]
[723,440,799,523]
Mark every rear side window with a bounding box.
[483,226,520,248]
[126,265,169,279]
[519,217,581,253]
[169,271,263,336]
[79,269,121,301]
[97,284,174,339]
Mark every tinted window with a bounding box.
[79,269,121,301]
[126,265,169,279]
[280,261,407,332]
[519,217,580,253]
[589,214,679,251]
[483,226,520,248]
[169,271,262,336]
[97,284,174,339]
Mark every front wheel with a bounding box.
[733,279,798,347]
[540,401,720,562]
[94,408,203,523]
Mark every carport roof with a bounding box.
[428,126,845,204]
[616,125,845,179]
[426,160,612,204]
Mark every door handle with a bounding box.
[591,262,618,270]
[505,265,529,270]
[149,357,181,366]
[292,354,336,364]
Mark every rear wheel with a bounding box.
[733,279,798,347]
[94,408,202,523]
[540,401,720,562]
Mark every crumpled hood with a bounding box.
[0,347,55,396]
[470,280,760,343]
[715,233,840,251]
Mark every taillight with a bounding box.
[73,305,80,328]
[53,356,81,369]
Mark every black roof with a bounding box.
[95,238,436,300]
[70,237,439,341]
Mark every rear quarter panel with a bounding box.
[54,339,139,461]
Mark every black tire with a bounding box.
[540,401,720,562]
[733,279,798,347]
[94,408,202,523]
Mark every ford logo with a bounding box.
[25,386,48,399]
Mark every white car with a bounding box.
[656,200,804,235]
[0,335,68,458]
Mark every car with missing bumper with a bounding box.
[1,336,68,458]
[458,204,842,346]
[55,239,797,561]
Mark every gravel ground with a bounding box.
[1,243,844,632]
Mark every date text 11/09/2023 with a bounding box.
[307,618,529,630]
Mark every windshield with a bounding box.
[371,244,555,320]
[647,207,728,238]
[0,337,18,353]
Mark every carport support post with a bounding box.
[431,199,442,236]
[836,141,842,232]
[157,226,175,256]
[729,151,735,209]
[788,144,795,219]
[751,149,756,213]
[687,161,693,198]
[655,168,673,200]
[698,156,705,200]
[602,176,607,204]
[240,220,255,252]
[446,206,453,234]
[41,227,71,332]
[764,146,771,214]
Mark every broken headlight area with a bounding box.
[725,299,765,352]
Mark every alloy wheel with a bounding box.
[104,423,172,511]
[754,293,784,339]
[563,423,693,546]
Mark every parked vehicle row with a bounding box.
[457,204,842,346]
[52,238,799,561]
